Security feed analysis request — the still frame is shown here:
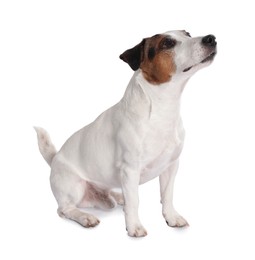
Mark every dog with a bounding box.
[35,30,217,237]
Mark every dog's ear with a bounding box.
[119,39,145,71]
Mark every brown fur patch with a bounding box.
[140,34,176,85]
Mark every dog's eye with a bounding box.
[162,38,176,49]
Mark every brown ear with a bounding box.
[119,39,145,71]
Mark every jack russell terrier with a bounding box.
[35,30,217,237]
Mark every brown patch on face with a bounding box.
[140,34,176,85]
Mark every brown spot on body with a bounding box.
[120,34,176,85]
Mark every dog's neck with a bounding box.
[121,70,188,120]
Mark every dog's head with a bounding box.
[120,30,217,84]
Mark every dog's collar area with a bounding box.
[183,51,217,72]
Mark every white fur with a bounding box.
[35,30,216,237]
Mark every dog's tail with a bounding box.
[34,127,57,166]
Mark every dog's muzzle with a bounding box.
[201,34,217,47]
[183,34,217,72]
[201,35,217,63]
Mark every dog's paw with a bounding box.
[80,215,100,228]
[98,196,116,210]
[110,191,124,206]
[127,225,148,237]
[165,213,189,228]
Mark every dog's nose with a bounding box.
[202,35,216,47]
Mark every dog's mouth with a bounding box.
[183,51,217,72]
[201,51,217,63]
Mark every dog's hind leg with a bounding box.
[57,206,100,227]
[50,157,100,228]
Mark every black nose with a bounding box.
[202,35,216,47]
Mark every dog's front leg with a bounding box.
[159,160,189,227]
[121,167,147,237]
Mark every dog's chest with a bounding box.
[139,117,185,184]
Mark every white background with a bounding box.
[1,0,255,259]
